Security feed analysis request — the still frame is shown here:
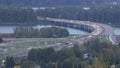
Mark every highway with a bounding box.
[38,17,118,45]
[0,17,118,60]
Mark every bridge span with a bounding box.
[38,17,118,45]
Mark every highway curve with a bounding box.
[38,17,118,45]
[0,17,118,60]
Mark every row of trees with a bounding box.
[28,46,84,68]
[84,39,120,65]
[0,0,119,7]
[0,37,3,43]
[37,7,120,26]
[14,27,69,38]
[1,6,120,26]
[3,39,120,68]
[0,8,37,24]
[27,39,120,68]
[5,56,15,68]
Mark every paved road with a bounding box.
[0,17,118,59]
[39,17,118,45]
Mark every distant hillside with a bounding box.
[0,0,120,7]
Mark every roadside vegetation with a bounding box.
[99,37,108,43]
[6,39,119,68]
[0,38,64,59]
[27,40,120,68]
[0,34,85,58]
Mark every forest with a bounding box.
[37,7,120,26]
[0,0,120,7]
[3,39,120,68]
[0,8,37,24]
[20,39,120,68]
[14,27,69,38]
[0,7,120,26]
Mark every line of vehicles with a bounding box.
[44,17,117,47]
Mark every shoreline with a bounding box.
[0,22,120,28]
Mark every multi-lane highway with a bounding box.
[39,17,118,45]
[0,17,118,59]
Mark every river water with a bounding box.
[0,25,88,35]
[0,25,119,35]
[114,28,120,35]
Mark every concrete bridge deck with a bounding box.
[38,17,118,45]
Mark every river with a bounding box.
[114,28,120,35]
[0,25,120,35]
[0,25,88,35]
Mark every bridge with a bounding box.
[0,17,118,60]
[38,17,118,45]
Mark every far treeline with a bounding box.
[1,7,120,26]
[14,27,69,38]
[0,0,120,7]
[0,8,37,24]
[37,7,120,26]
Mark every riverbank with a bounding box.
[0,25,88,35]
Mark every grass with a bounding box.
[0,39,63,57]
[68,35,83,39]
[14,65,20,68]
[0,35,84,57]
[100,37,108,43]
[14,40,62,48]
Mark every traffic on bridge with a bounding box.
[38,17,118,46]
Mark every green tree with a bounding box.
[20,60,35,68]
[5,56,15,68]
[62,57,81,68]
[0,37,3,43]
[92,60,108,68]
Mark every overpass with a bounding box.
[38,17,118,45]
